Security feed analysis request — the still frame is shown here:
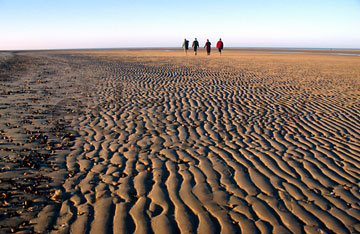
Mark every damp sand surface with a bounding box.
[1,49,360,234]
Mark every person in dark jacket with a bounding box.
[192,38,199,55]
[204,39,211,55]
[182,39,189,55]
[216,38,224,55]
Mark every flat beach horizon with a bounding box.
[2,47,360,55]
[1,49,360,234]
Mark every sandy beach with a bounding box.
[1,49,360,234]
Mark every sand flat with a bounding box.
[0,49,360,233]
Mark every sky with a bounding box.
[1,0,360,50]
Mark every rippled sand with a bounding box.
[1,50,360,234]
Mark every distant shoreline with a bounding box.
[1,47,360,56]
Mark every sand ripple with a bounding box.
[1,50,360,234]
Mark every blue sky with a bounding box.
[1,0,360,49]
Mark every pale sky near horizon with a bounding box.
[1,0,360,50]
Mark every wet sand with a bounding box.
[1,49,360,234]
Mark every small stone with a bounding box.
[50,189,63,201]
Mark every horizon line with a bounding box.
[1,46,360,52]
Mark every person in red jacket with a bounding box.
[216,38,224,55]
[204,39,211,55]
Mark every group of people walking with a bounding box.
[182,38,224,56]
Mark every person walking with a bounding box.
[204,39,211,56]
[182,38,189,55]
[192,38,200,55]
[216,38,224,55]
